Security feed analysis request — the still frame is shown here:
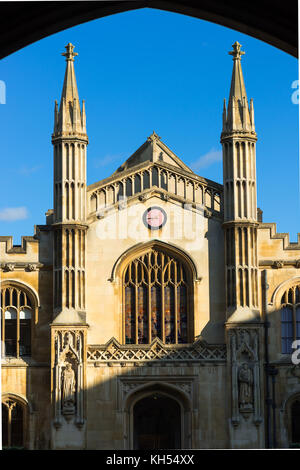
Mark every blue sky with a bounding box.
[0,8,299,243]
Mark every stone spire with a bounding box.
[53,43,86,135]
[221,42,259,322]
[223,42,255,134]
[51,43,88,325]
[60,43,79,103]
[228,41,247,101]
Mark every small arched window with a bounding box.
[2,398,25,449]
[281,284,300,354]
[1,286,33,357]
[123,247,192,345]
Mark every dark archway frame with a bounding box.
[0,1,297,60]
[124,381,192,449]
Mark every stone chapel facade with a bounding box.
[1,41,300,450]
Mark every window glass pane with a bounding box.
[137,286,148,344]
[165,285,175,344]
[20,319,31,356]
[151,286,161,340]
[2,404,8,447]
[11,403,23,447]
[177,286,188,343]
[282,338,293,354]
[296,307,300,339]
[12,289,18,307]
[281,306,293,354]
[4,289,10,306]
[5,318,17,356]
[20,292,26,307]
[125,286,135,344]
[281,306,293,322]
[19,308,31,320]
[5,308,17,320]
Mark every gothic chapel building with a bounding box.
[1,42,300,450]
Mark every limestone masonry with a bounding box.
[1,42,300,450]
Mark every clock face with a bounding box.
[143,207,167,230]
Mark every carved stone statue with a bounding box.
[238,363,253,410]
[62,363,76,415]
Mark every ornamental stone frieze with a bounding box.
[87,337,226,366]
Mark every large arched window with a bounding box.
[1,285,34,357]
[123,247,193,344]
[281,284,300,354]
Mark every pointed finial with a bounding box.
[62,43,78,62]
[229,41,245,61]
[147,130,161,143]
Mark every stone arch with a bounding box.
[0,279,40,308]
[270,276,300,308]
[1,3,296,61]
[111,239,199,283]
[2,392,34,414]
[281,391,300,447]
[123,381,192,450]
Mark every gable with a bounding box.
[113,131,194,175]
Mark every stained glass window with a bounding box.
[123,248,190,344]
[281,285,300,354]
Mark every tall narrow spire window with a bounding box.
[123,248,192,345]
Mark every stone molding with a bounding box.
[259,259,300,269]
[0,262,43,272]
[118,376,195,411]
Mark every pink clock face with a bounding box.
[143,207,167,229]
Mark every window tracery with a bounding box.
[1,286,33,357]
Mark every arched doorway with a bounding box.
[133,393,181,450]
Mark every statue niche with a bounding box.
[53,328,85,428]
[62,360,77,419]
[238,363,253,412]
[229,328,262,426]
